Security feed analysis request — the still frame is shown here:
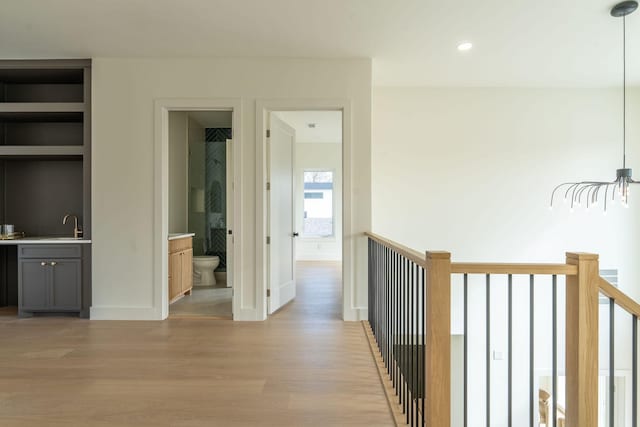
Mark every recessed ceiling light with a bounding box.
[307,123,316,128]
[457,42,473,51]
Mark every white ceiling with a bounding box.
[274,111,342,143]
[187,111,232,128]
[0,0,639,86]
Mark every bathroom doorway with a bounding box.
[167,110,235,319]
[265,110,344,319]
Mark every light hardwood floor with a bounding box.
[0,261,392,426]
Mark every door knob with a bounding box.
[293,232,299,237]
[50,262,57,266]
[41,262,46,266]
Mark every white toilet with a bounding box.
[193,256,220,286]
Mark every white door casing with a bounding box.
[226,139,234,290]
[154,99,242,321]
[267,114,296,314]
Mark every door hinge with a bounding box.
[266,182,270,191]
[266,236,271,244]
[267,289,271,297]
[266,129,271,138]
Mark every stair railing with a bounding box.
[365,232,638,427]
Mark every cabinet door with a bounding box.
[49,259,81,310]
[19,260,49,310]
[169,252,182,301]
[181,249,193,294]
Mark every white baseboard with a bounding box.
[343,306,368,321]
[90,306,162,320]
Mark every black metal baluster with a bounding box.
[405,257,409,420]
[552,275,557,427]
[378,242,382,347]
[422,267,426,427]
[610,298,615,427]
[372,241,376,339]
[411,264,420,426]
[383,247,387,372]
[392,251,396,391]
[374,241,377,342]
[529,275,535,427]
[368,239,371,326]
[400,256,405,407]
[376,244,382,349]
[384,249,392,375]
[387,249,392,378]
[486,274,491,427]
[508,274,513,427]
[396,252,400,399]
[410,261,414,426]
[464,273,468,427]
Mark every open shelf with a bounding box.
[0,103,84,113]
[0,68,84,84]
[0,68,84,103]
[0,146,84,158]
[0,121,83,146]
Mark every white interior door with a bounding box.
[267,114,296,314]
[226,139,233,290]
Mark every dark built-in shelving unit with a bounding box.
[0,59,91,317]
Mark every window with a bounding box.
[303,171,334,237]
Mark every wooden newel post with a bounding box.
[425,251,451,427]
[565,252,600,427]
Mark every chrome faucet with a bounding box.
[62,214,83,239]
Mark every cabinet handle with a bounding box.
[50,262,57,266]
[41,262,47,266]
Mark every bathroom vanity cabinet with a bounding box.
[169,236,193,303]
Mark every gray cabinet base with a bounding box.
[18,244,90,318]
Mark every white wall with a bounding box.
[294,142,342,261]
[168,112,187,233]
[373,87,640,297]
[373,87,640,426]
[91,57,371,321]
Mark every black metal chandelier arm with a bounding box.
[576,183,607,206]
[550,180,619,210]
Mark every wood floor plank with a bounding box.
[0,261,392,426]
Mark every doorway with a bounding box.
[167,111,234,319]
[265,110,344,317]
[155,99,242,321]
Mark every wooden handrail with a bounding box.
[364,232,426,268]
[364,232,579,276]
[451,263,578,276]
[599,277,640,317]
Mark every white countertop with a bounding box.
[168,233,195,241]
[0,237,92,245]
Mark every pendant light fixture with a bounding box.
[550,0,638,213]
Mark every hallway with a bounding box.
[0,262,392,426]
